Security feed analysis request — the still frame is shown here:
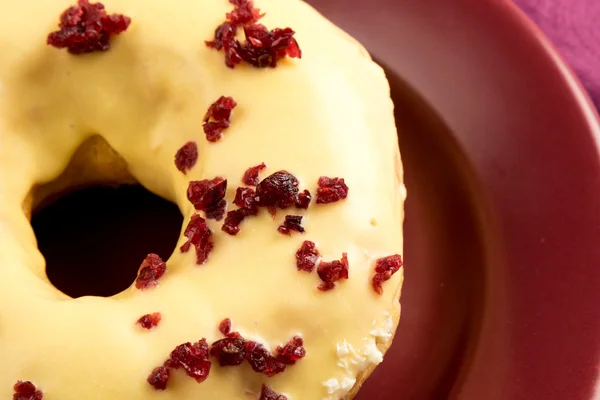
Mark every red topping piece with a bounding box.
[237,25,302,68]
[210,337,247,366]
[206,22,244,69]
[222,209,247,236]
[275,336,306,365]
[217,318,242,338]
[165,340,212,383]
[259,385,287,400]
[204,199,227,220]
[222,187,260,235]
[226,0,264,25]
[206,21,236,50]
[135,254,167,290]
[372,254,403,295]
[205,0,301,69]
[13,381,43,400]
[180,214,214,265]
[245,341,286,377]
[233,187,259,215]
[219,318,232,335]
[242,162,267,186]
[47,0,130,54]
[316,177,349,204]
[277,215,304,235]
[204,96,237,123]
[256,171,299,209]
[203,96,238,142]
[317,253,349,291]
[187,177,228,221]
[295,189,311,209]
[147,366,170,391]
[174,141,198,174]
[209,319,303,377]
[295,241,319,273]
[137,312,162,330]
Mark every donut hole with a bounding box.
[27,135,183,298]
[31,185,183,298]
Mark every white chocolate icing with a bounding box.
[0,0,404,399]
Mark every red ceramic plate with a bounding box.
[302,0,600,399]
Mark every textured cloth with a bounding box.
[514,0,600,110]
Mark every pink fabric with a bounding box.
[514,0,600,109]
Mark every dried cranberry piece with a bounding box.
[135,254,167,290]
[316,177,349,204]
[259,385,287,400]
[203,96,237,142]
[233,187,259,215]
[237,25,302,68]
[205,199,228,221]
[295,189,311,209]
[187,177,228,220]
[206,23,244,69]
[186,178,226,209]
[283,35,302,59]
[245,341,286,377]
[180,214,214,265]
[223,36,244,68]
[275,336,306,365]
[222,186,260,235]
[295,241,319,273]
[165,340,212,383]
[277,215,304,235]
[242,24,271,47]
[147,366,170,391]
[204,96,237,122]
[204,122,230,142]
[268,27,301,59]
[256,171,299,209]
[205,21,237,51]
[205,0,301,69]
[219,318,232,335]
[221,209,247,236]
[226,0,264,25]
[242,162,267,186]
[317,253,349,291]
[137,312,162,330]
[209,318,303,377]
[210,337,247,366]
[13,381,43,400]
[47,0,131,54]
[217,318,242,338]
[372,254,403,295]
[174,141,198,174]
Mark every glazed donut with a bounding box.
[0,0,405,399]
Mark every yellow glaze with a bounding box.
[0,0,404,399]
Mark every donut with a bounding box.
[0,0,405,399]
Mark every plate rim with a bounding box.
[304,0,600,398]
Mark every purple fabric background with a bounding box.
[514,0,600,110]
